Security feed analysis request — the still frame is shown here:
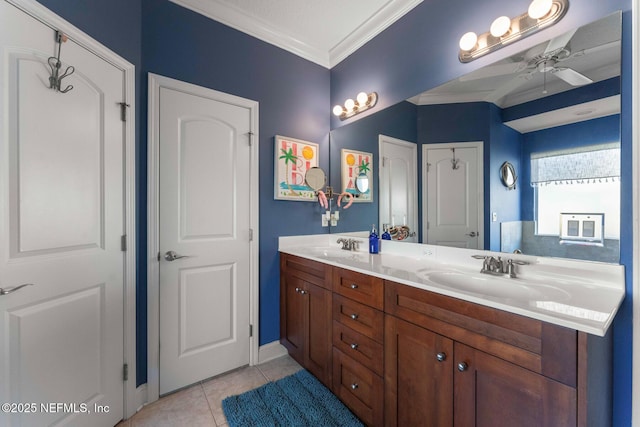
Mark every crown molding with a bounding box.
[170,0,422,69]
[329,0,423,68]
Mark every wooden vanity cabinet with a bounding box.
[279,254,333,387]
[280,255,612,427]
[385,280,609,427]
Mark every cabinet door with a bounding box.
[305,281,333,387]
[385,315,454,427]
[454,342,577,427]
[280,273,306,363]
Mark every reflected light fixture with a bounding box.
[333,91,378,120]
[459,0,568,63]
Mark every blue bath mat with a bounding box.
[222,369,364,426]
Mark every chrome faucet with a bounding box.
[337,238,359,251]
[471,255,528,278]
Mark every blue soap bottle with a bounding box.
[369,224,379,254]
[381,226,391,241]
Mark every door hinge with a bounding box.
[249,228,254,241]
[118,102,130,122]
[121,235,127,251]
[249,324,253,337]
[427,162,432,172]
[123,363,128,381]
[247,131,254,146]
[157,252,161,262]
[427,221,430,230]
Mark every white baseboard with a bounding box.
[258,341,288,364]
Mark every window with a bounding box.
[531,143,620,240]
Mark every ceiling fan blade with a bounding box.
[544,29,578,55]
[484,73,532,104]
[551,67,594,86]
[459,62,525,82]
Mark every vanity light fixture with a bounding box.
[458,0,568,63]
[332,91,378,120]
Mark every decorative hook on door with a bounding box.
[47,30,74,94]
[451,148,460,170]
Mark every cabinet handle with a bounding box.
[300,289,308,295]
[457,362,468,372]
[350,283,358,289]
[436,352,447,362]
[295,287,301,293]
[350,343,359,350]
[351,383,359,390]
[350,313,359,320]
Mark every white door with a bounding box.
[158,83,254,394]
[379,135,418,242]
[423,142,484,248]
[0,2,125,426]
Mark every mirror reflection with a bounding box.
[329,12,621,263]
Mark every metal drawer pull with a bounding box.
[0,283,33,296]
[350,313,359,320]
[350,283,358,289]
[436,352,447,362]
[350,343,358,350]
[351,383,359,390]
[457,362,468,372]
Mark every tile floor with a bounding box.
[117,355,302,427]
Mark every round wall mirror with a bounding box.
[355,173,369,194]
[305,167,326,191]
[500,161,517,190]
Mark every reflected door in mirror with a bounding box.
[379,136,418,242]
[424,143,483,248]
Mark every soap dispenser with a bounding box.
[369,224,379,254]
[381,226,391,241]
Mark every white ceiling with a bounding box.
[170,0,423,68]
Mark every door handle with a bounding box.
[0,283,34,296]
[465,231,479,237]
[164,250,192,261]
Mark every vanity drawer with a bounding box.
[281,253,331,290]
[333,267,384,310]
[333,320,383,376]
[332,348,384,427]
[333,294,384,343]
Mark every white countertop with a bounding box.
[279,233,625,336]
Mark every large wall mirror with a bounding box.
[329,11,621,263]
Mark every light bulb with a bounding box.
[333,105,344,116]
[356,92,369,106]
[490,16,511,38]
[528,0,553,19]
[459,32,478,51]
[344,98,355,112]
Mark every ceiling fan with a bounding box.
[459,29,608,102]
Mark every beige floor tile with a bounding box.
[257,354,303,382]
[202,365,268,425]
[130,384,215,427]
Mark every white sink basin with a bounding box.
[299,247,369,263]
[423,271,571,301]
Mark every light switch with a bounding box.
[492,212,498,222]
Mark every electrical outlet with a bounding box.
[322,215,328,227]
[492,212,498,222]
